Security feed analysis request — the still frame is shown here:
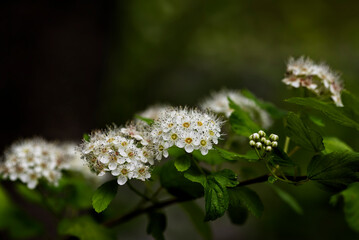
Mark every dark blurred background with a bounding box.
[1,1,359,239]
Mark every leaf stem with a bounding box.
[284,136,290,153]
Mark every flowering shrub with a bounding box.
[1,56,359,239]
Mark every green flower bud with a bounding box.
[269,134,279,141]
[255,142,262,149]
[261,137,266,143]
[265,140,272,146]
[252,133,260,141]
[249,140,256,147]
[258,130,266,137]
[249,134,253,140]
[272,141,278,148]
[266,146,272,152]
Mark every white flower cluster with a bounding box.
[249,130,279,152]
[0,138,70,189]
[200,89,272,129]
[78,124,154,185]
[282,56,344,107]
[151,107,223,156]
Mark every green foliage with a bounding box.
[135,114,155,125]
[241,89,286,119]
[92,180,118,213]
[147,212,167,240]
[58,216,112,240]
[168,146,186,157]
[192,149,227,165]
[286,97,359,131]
[308,115,325,127]
[270,185,303,215]
[227,201,249,225]
[83,133,90,142]
[160,161,204,199]
[174,154,192,172]
[330,182,359,232]
[307,151,359,192]
[215,147,259,162]
[228,187,264,218]
[323,137,353,154]
[180,201,212,240]
[285,112,324,152]
[269,147,295,167]
[228,97,260,137]
[184,169,239,221]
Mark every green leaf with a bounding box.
[211,169,239,188]
[323,137,353,154]
[342,90,359,117]
[227,201,249,225]
[83,133,90,142]
[229,97,261,137]
[330,182,359,232]
[308,115,325,127]
[167,146,186,158]
[228,187,263,218]
[160,161,204,199]
[269,147,295,167]
[92,180,118,213]
[135,114,155,125]
[180,201,212,240]
[58,216,112,240]
[285,112,324,152]
[192,149,226,165]
[286,97,359,131]
[174,154,191,172]
[204,177,229,221]
[241,89,286,119]
[147,212,166,240]
[307,151,359,192]
[270,185,303,215]
[215,147,259,162]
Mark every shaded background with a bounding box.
[1,0,359,239]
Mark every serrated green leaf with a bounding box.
[147,212,166,240]
[227,202,249,225]
[330,182,359,232]
[323,137,353,154]
[135,114,155,125]
[215,147,259,162]
[192,149,226,165]
[286,97,359,131]
[308,115,325,127]
[270,185,303,215]
[204,178,229,221]
[342,90,359,117]
[241,89,286,119]
[92,180,118,213]
[211,169,239,188]
[174,154,191,172]
[227,187,263,218]
[58,216,112,240]
[180,201,212,240]
[269,147,295,167]
[307,151,359,192]
[160,161,204,199]
[229,97,261,137]
[285,112,324,152]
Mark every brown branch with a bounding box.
[103,174,308,228]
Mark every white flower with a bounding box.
[151,107,223,157]
[136,104,170,121]
[0,138,70,189]
[283,56,344,107]
[200,89,273,129]
[78,124,156,186]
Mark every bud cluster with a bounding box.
[249,130,279,153]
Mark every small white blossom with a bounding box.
[0,138,70,189]
[200,89,273,128]
[136,104,171,121]
[78,124,156,186]
[151,107,223,158]
[283,56,344,107]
